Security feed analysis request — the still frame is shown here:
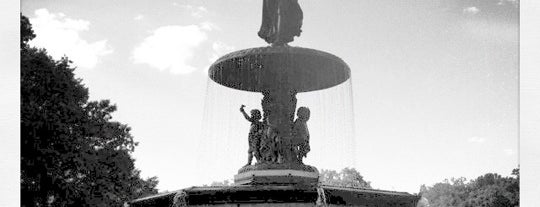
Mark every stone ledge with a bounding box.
[128,184,421,207]
[238,163,318,173]
[234,169,319,185]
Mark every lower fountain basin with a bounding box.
[128,184,421,207]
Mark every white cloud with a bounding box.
[468,136,486,143]
[463,7,480,15]
[173,4,208,18]
[209,42,235,63]
[200,21,221,31]
[133,24,212,74]
[201,41,235,75]
[134,14,144,20]
[29,8,113,69]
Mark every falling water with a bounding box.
[297,79,356,171]
[197,77,356,183]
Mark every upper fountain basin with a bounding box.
[208,46,351,93]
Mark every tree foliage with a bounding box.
[21,14,158,207]
[420,168,519,207]
[319,167,372,189]
[208,179,233,187]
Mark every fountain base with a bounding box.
[235,163,319,185]
[128,184,421,207]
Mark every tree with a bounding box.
[420,168,519,207]
[319,167,372,188]
[21,14,158,206]
[463,172,519,207]
[208,179,233,187]
[419,177,469,207]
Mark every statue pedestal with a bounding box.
[234,169,319,185]
[234,163,319,185]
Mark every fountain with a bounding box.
[129,0,420,206]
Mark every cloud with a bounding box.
[200,21,221,31]
[468,136,486,143]
[29,8,113,69]
[173,3,208,18]
[134,14,144,20]
[201,41,235,75]
[208,42,235,63]
[133,24,213,74]
[463,7,480,15]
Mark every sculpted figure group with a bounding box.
[237,0,308,166]
[240,104,310,166]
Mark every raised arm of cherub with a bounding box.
[240,105,251,121]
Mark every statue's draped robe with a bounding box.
[258,0,303,45]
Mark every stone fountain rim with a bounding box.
[208,46,351,93]
[209,46,350,70]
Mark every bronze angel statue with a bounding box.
[258,0,303,45]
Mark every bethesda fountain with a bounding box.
[129,0,420,206]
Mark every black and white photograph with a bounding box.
[2,0,540,206]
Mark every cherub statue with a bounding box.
[292,106,310,164]
[240,105,264,165]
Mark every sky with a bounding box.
[19,0,519,194]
